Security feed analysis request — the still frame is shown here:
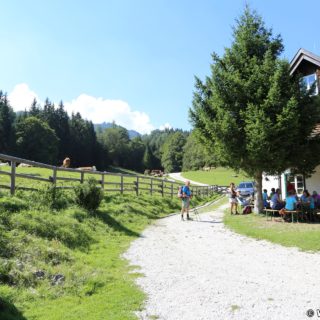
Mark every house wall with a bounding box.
[305,165,320,193]
[262,174,280,194]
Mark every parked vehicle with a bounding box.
[236,181,255,196]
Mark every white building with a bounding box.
[262,49,320,197]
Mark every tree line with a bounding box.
[0,92,215,172]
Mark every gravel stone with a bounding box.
[124,204,320,320]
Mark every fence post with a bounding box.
[10,161,16,195]
[101,173,105,191]
[171,183,173,198]
[207,186,209,196]
[150,178,153,195]
[136,176,139,196]
[80,172,84,184]
[161,180,164,197]
[120,175,124,194]
[52,167,57,186]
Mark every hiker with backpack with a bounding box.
[179,180,192,220]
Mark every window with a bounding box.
[301,73,319,95]
[287,174,304,195]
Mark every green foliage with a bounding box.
[190,6,320,211]
[182,131,216,171]
[37,185,70,210]
[69,112,98,167]
[74,178,103,212]
[0,92,15,154]
[0,197,28,213]
[15,117,59,164]
[98,125,130,167]
[161,131,187,172]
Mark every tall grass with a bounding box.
[0,185,219,320]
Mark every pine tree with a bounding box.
[0,91,15,153]
[190,6,320,212]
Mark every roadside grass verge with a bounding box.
[196,196,228,214]
[0,189,218,320]
[224,212,320,252]
[181,167,250,185]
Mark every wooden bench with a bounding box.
[279,210,301,223]
[263,209,279,221]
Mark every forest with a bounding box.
[0,91,215,173]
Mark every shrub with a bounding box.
[33,185,70,210]
[74,178,103,212]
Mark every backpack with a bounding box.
[177,186,184,198]
[242,205,252,214]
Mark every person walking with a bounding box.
[181,180,192,220]
[228,182,238,214]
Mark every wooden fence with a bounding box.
[0,153,226,197]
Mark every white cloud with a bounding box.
[8,83,39,111]
[64,94,154,134]
[159,122,172,130]
[7,84,155,134]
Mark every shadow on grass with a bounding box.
[97,211,140,237]
[0,298,27,320]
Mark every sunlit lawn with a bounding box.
[224,212,320,252]
[182,167,250,186]
[0,166,180,196]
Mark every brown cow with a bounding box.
[62,157,70,168]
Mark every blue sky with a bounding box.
[1,0,319,133]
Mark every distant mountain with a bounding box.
[94,122,141,139]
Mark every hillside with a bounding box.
[181,167,250,186]
[94,122,140,139]
[0,176,219,319]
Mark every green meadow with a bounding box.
[0,172,219,320]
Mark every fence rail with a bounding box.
[0,153,227,197]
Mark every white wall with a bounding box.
[262,174,280,194]
[306,165,320,193]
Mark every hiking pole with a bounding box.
[191,201,201,221]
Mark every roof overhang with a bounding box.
[290,48,320,75]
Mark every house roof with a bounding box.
[290,48,320,75]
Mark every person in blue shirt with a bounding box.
[180,180,192,220]
[285,190,297,211]
[262,189,269,208]
[279,190,297,221]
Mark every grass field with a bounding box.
[181,167,250,186]
[0,166,182,196]
[0,174,219,320]
[224,212,320,252]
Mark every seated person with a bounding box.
[269,188,275,200]
[279,190,298,220]
[300,190,314,209]
[270,188,284,210]
[312,191,320,208]
[262,189,269,208]
[285,190,297,211]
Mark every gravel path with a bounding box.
[168,172,208,186]
[124,203,320,320]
